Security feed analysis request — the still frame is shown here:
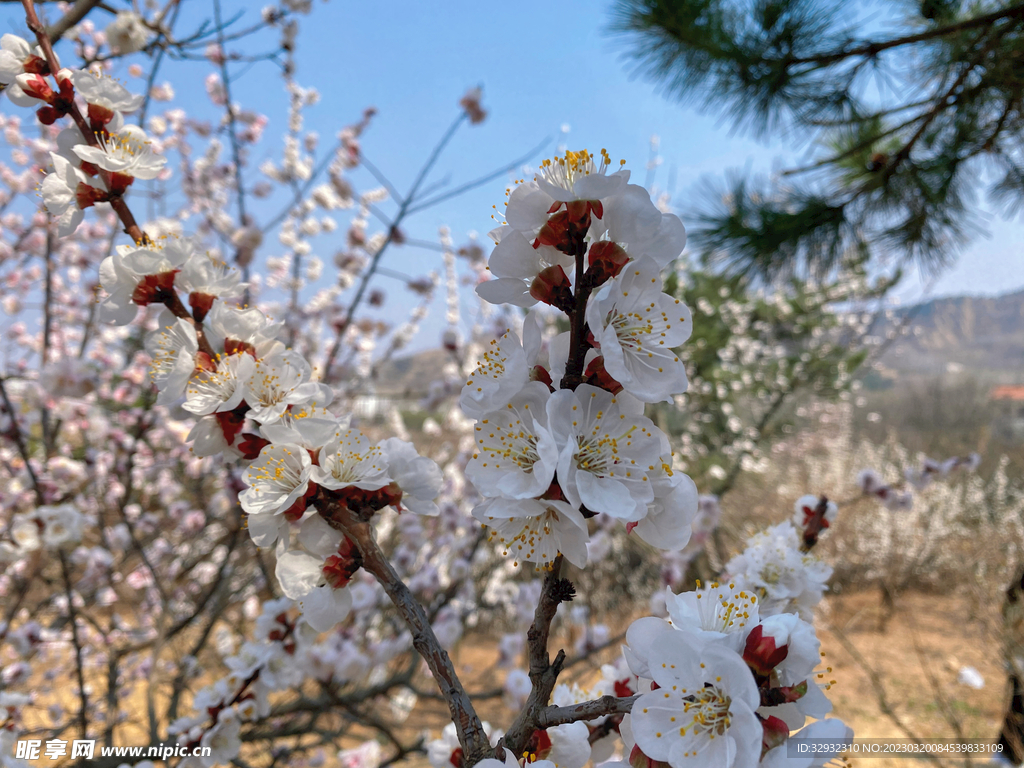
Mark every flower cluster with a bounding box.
[723,521,833,621]
[623,551,849,766]
[467,151,697,569]
[2,503,86,558]
[856,451,980,510]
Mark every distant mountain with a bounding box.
[371,348,454,396]
[370,290,1024,394]
[875,289,1024,379]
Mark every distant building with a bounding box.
[991,385,1024,441]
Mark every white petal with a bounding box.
[475,277,536,307]
[634,475,698,551]
[300,584,352,632]
[297,514,343,557]
[504,181,555,230]
[275,550,323,600]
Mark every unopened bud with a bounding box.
[535,201,593,254]
[321,536,362,588]
[131,270,179,306]
[586,241,629,287]
[760,714,789,755]
[529,266,574,314]
[743,624,789,677]
[584,355,622,394]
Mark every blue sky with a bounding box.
[8,0,1024,352]
[267,0,1024,302]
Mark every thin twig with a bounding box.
[323,114,467,379]
[212,0,250,293]
[59,551,89,740]
[0,376,44,504]
[785,3,1024,67]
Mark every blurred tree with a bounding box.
[612,0,1024,280]
[659,253,893,495]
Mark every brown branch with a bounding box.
[45,0,104,42]
[59,551,89,740]
[502,555,572,758]
[536,694,638,729]
[319,501,492,765]
[560,239,591,390]
[871,24,1003,191]
[40,224,54,456]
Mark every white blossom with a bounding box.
[629,630,761,768]
[70,69,144,115]
[664,580,760,653]
[183,352,255,416]
[105,11,153,54]
[474,497,589,569]
[379,438,443,516]
[0,34,51,106]
[72,125,166,180]
[725,522,832,620]
[243,350,330,424]
[586,256,692,403]
[240,443,312,516]
[40,152,99,236]
[459,315,541,420]
[547,384,663,520]
[145,314,198,404]
[276,545,353,633]
[310,430,390,492]
[176,252,246,300]
[467,381,558,500]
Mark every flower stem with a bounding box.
[560,237,591,389]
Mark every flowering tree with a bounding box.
[1,2,977,768]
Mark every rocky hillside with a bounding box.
[876,289,1024,379]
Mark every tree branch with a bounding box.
[502,555,572,757]
[536,694,638,729]
[319,501,492,765]
[45,0,104,42]
[785,3,1024,67]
